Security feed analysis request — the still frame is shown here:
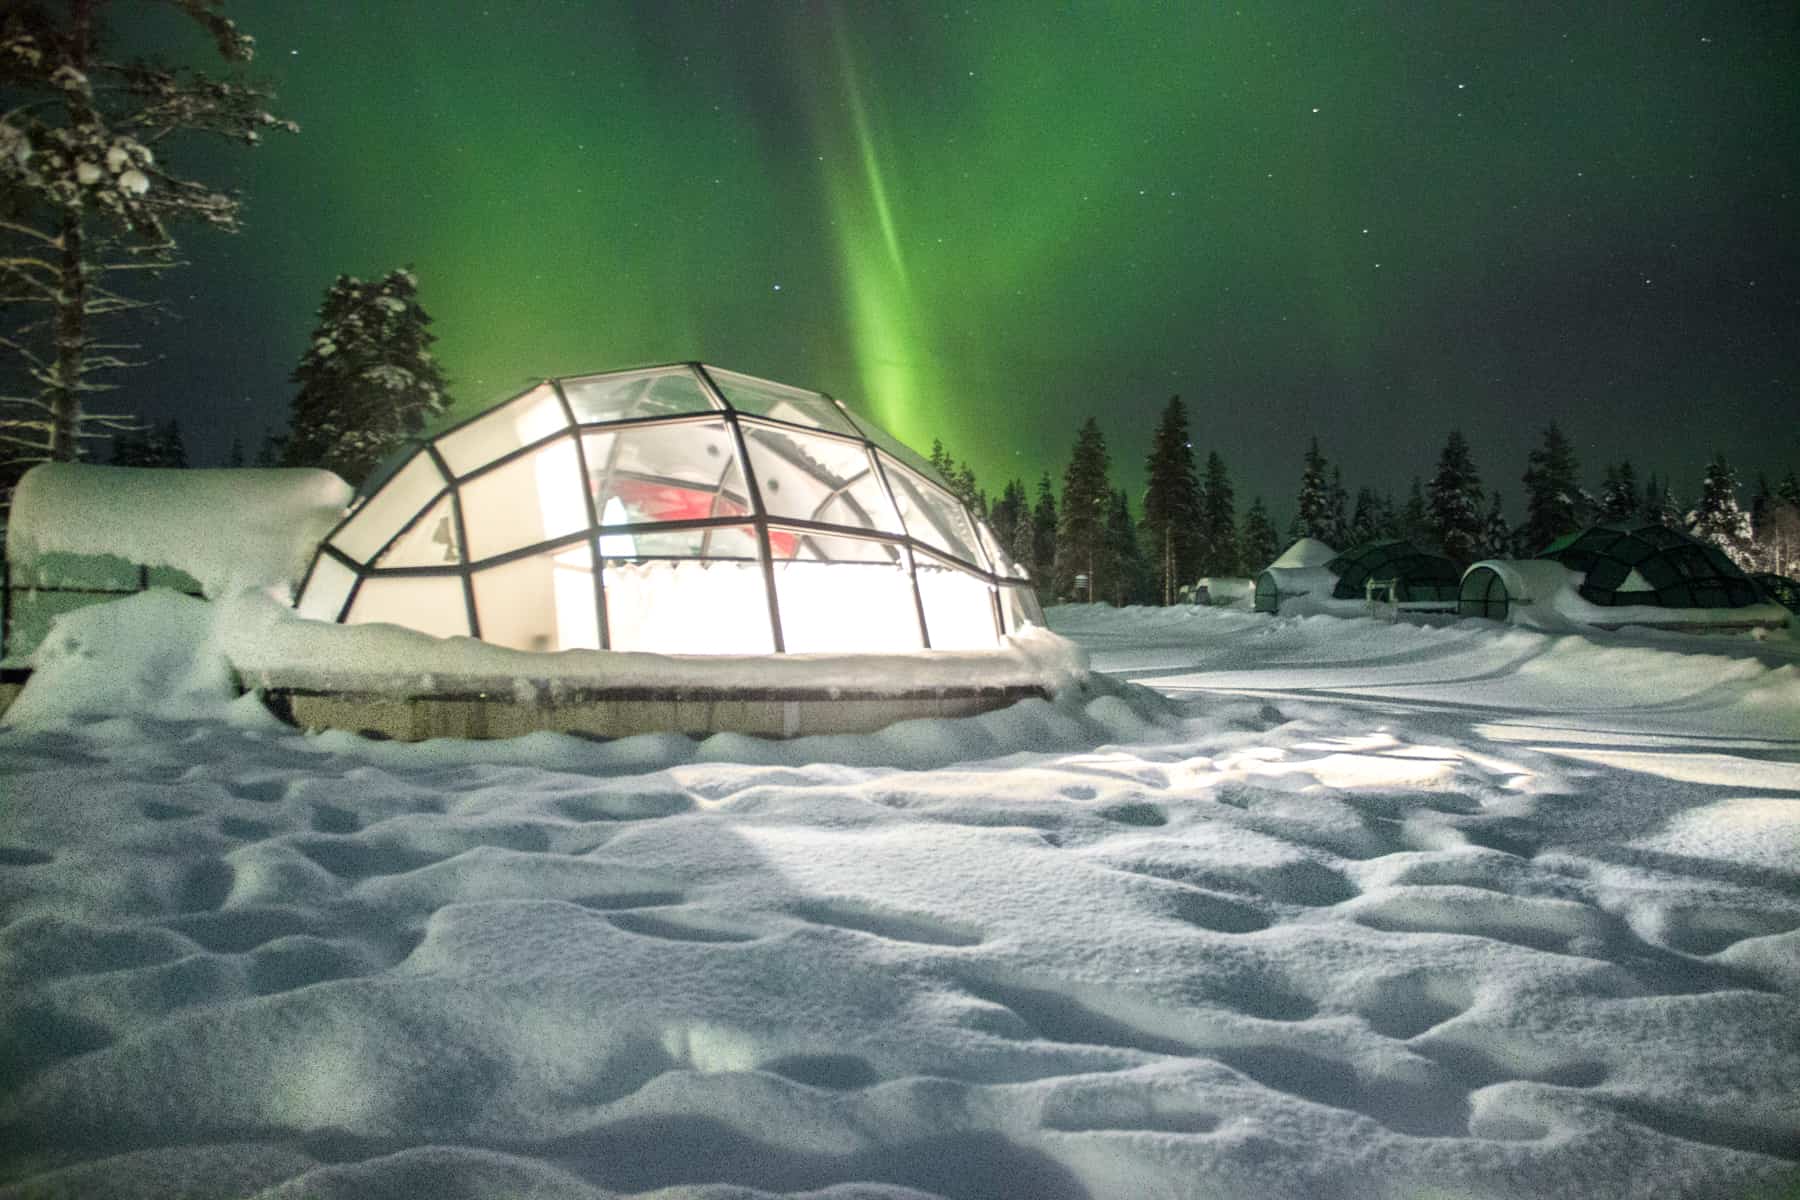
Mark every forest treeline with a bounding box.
[933,398,1800,606]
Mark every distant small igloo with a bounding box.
[294,363,1040,655]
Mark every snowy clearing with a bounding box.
[1,604,1797,1198]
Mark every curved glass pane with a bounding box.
[915,554,999,649]
[775,558,922,653]
[436,383,568,478]
[602,557,773,654]
[584,422,749,531]
[739,421,902,534]
[459,435,588,564]
[331,453,445,564]
[471,544,599,652]
[562,367,717,424]
[376,494,462,567]
[296,553,357,623]
[705,367,862,436]
[880,459,988,568]
[345,576,470,640]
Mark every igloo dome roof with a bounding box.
[295,363,1039,656]
[1536,523,1761,609]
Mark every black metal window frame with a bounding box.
[294,362,1035,654]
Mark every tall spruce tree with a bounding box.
[1427,430,1484,562]
[1054,418,1111,600]
[1239,496,1280,572]
[1478,492,1512,560]
[1294,437,1333,542]
[1139,395,1202,604]
[0,1,294,491]
[1401,477,1432,547]
[1327,466,1349,547]
[1520,421,1583,552]
[1106,488,1149,605]
[1598,461,1638,523]
[1687,453,1755,569]
[281,268,450,485]
[1031,472,1057,589]
[1349,486,1379,547]
[988,478,1026,552]
[1196,450,1239,577]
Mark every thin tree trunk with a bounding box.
[50,211,84,461]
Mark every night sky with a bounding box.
[138,1,1797,520]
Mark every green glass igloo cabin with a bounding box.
[294,363,1042,656]
[1458,523,1788,631]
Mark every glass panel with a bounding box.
[602,558,774,654]
[459,435,588,564]
[331,453,445,564]
[703,367,862,436]
[376,494,463,567]
[881,460,988,568]
[773,527,905,564]
[916,555,1000,649]
[775,559,923,653]
[345,576,470,640]
[562,367,718,424]
[436,383,569,478]
[998,583,1042,635]
[978,521,1029,579]
[470,545,599,652]
[584,422,750,526]
[738,421,903,534]
[296,554,358,622]
[841,413,945,485]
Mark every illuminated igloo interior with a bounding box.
[295,364,1041,655]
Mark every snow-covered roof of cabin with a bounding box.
[1269,537,1337,569]
[6,463,351,598]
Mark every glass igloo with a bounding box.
[295,364,1041,655]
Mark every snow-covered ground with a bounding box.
[2,603,1797,1198]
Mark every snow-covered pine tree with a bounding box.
[1478,491,1512,560]
[1139,395,1201,605]
[1427,430,1484,562]
[1778,471,1800,511]
[1687,453,1755,570]
[1327,466,1349,548]
[107,416,184,466]
[0,1,294,490]
[1401,478,1432,548]
[1597,461,1638,523]
[280,268,450,485]
[1239,496,1280,572]
[1519,422,1582,553]
[1294,438,1332,541]
[1196,450,1239,578]
[1106,488,1149,605]
[1006,498,1036,581]
[1031,472,1057,589]
[988,477,1025,553]
[1349,486,1379,547]
[1053,418,1110,601]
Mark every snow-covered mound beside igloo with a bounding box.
[5,462,350,598]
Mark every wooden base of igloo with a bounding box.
[256,677,1049,741]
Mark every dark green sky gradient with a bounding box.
[142,1,1796,521]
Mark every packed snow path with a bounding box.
[1,605,1797,1198]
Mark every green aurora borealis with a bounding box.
[145,1,1796,515]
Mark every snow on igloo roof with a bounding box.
[1537,523,1762,609]
[295,363,1040,657]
